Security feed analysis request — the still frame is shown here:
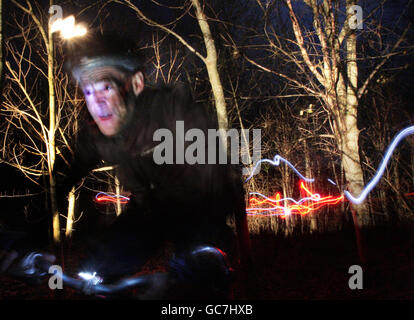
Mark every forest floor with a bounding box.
[1,224,414,300]
[237,225,414,299]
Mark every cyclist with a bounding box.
[1,33,247,299]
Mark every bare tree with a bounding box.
[115,0,228,131]
[1,0,81,244]
[244,0,413,227]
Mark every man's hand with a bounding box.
[1,250,56,285]
[0,230,56,283]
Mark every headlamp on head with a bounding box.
[65,33,144,84]
[69,55,143,84]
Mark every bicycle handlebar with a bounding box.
[30,252,162,296]
[14,246,230,297]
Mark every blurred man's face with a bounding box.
[82,79,127,136]
[80,68,144,136]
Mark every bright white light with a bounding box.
[50,15,87,39]
[60,16,76,39]
[75,24,87,37]
[50,18,63,34]
[78,271,103,285]
[78,271,96,280]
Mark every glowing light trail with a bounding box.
[95,192,130,204]
[327,179,336,185]
[91,126,414,217]
[246,125,414,218]
[249,192,318,205]
[344,125,414,204]
[245,155,314,183]
[247,181,344,218]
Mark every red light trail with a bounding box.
[247,181,344,218]
[95,192,130,204]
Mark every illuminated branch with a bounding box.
[118,0,206,62]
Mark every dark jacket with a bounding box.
[55,84,245,277]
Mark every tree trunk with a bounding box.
[48,0,60,244]
[190,0,251,265]
[191,0,228,131]
[115,174,122,216]
[303,138,317,233]
[65,187,76,239]
[337,118,370,227]
[339,0,370,227]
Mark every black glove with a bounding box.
[0,230,55,284]
[7,251,56,285]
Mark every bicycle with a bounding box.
[6,245,233,299]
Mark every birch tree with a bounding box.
[1,0,81,244]
[117,0,228,130]
[246,0,412,227]
[112,0,252,260]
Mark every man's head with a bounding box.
[66,34,145,136]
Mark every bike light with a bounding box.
[78,271,103,285]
